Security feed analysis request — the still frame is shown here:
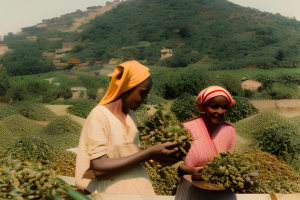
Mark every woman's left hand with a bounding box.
[192,166,204,180]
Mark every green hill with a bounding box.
[1,0,300,72]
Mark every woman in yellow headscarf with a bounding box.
[75,60,179,196]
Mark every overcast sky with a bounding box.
[1,0,300,40]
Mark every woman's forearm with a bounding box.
[91,148,153,176]
[91,142,178,177]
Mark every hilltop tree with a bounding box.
[0,42,55,76]
[0,67,10,96]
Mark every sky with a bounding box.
[1,0,300,40]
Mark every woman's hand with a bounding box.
[192,166,204,180]
[150,142,181,166]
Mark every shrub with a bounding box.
[144,95,167,105]
[224,96,259,123]
[218,75,245,97]
[5,82,27,101]
[0,104,20,120]
[12,101,57,121]
[0,67,10,97]
[66,99,97,118]
[27,79,51,97]
[251,121,300,164]
[44,115,82,135]
[170,93,202,122]
[5,135,54,162]
[1,114,43,134]
[133,103,150,127]
[42,88,60,103]
[265,82,298,99]
[86,88,98,100]
[58,86,73,100]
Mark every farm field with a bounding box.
[1,65,300,197]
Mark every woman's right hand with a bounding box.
[192,166,204,180]
[150,142,181,166]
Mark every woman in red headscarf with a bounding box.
[175,86,237,200]
[75,61,179,196]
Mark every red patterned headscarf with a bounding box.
[197,86,235,112]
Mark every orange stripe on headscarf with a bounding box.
[99,60,150,105]
[197,86,235,112]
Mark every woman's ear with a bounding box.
[116,67,124,80]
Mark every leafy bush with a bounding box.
[43,115,82,135]
[66,99,97,118]
[1,114,43,134]
[58,85,73,100]
[0,67,10,97]
[233,109,284,140]
[26,79,51,97]
[12,101,57,121]
[5,135,54,162]
[42,88,60,103]
[170,93,202,122]
[133,103,150,127]
[217,75,245,97]
[251,121,300,164]
[5,81,28,101]
[265,82,298,99]
[144,95,167,105]
[224,96,259,123]
[86,88,98,100]
[0,104,20,120]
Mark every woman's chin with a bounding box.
[211,118,223,124]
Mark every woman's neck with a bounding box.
[103,99,128,116]
[202,115,220,137]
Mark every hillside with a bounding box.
[1,0,300,71]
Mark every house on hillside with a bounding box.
[26,36,37,41]
[36,24,47,28]
[0,44,11,56]
[160,48,173,60]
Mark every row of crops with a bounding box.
[1,96,300,197]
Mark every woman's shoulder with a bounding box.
[86,105,110,122]
[220,121,236,133]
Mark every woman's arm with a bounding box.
[178,163,204,179]
[91,142,179,177]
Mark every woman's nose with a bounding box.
[217,108,227,114]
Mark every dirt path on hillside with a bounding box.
[44,105,86,126]
[251,99,300,117]
[45,78,55,83]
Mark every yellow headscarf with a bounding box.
[99,60,150,105]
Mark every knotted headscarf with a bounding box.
[197,86,235,112]
[99,60,150,105]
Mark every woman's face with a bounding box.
[123,76,152,110]
[202,96,229,124]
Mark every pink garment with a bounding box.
[183,116,236,167]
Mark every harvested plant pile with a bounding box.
[139,109,195,157]
[0,159,89,200]
[139,109,194,195]
[144,161,181,196]
[248,151,300,194]
[202,151,256,192]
